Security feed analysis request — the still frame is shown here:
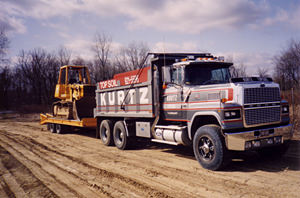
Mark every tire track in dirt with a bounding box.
[0,145,57,198]
[43,136,296,198]
[0,133,87,198]
[1,120,300,198]
[0,130,172,198]
[1,126,221,197]
[0,174,16,198]
[0,129,275,197]
[1,123,187,197]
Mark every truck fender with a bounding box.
[188,111,222,140]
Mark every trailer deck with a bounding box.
[40,113,96,128]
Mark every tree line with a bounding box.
[0,30,149,111]
[0,27,299,111]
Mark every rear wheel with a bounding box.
[193,125,229,171]
[113,121,129,150]
[49,123,56,133]
[99,120,114,146]
[56,124,66,134]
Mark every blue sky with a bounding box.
[1,0,300,75]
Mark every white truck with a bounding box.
[94,53,293,170]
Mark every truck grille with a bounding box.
[244,87,281,126]
[244,107,281,126]
[244,87,280,104]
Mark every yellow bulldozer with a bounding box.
[40,65,97,133]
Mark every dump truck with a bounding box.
[94,53,293,170]
[40,65,97,133]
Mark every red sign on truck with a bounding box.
[98,66,150,90]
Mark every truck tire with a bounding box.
[100,120,114,146]
[49,124,56,133]
[113,121,129,150]
[56,124,65,134]
[193,125,228,171]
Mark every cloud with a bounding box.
[290,5,300,28]
[125,0,266,33]
[63,38,123,61]
[0,0,80,34]
[0,11,26,34]
[152,41,198,52]
[263,9,289,26]
[0,0,270,35]
[262,4,300,28]
[3,0,300,35]
[64,39,93,60]
[219,51,274,76]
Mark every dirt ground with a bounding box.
[0,113,299,198]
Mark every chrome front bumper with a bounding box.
[225,124,293,151]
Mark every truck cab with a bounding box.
[162,57,232,122]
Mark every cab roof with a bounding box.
[60,65,87,69]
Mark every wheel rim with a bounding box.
[101,128,108,142]
[115,128,123,145]
[50,124,54,132]
[198,136,215,161]
[56,125,61,133]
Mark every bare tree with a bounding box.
[0,26,10,67]
[91,32,112,81]
[57,46,71,66]
[230,63,247,78]
[0,26,11,109]
[15,48,60,105]
[273,40,300,90]
[114,41,149,72]
[257,67,270,78]
[72,56,87,65]
[0,66,12,109]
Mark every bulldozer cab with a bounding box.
[59,65,91,85]
[54,65,92,100]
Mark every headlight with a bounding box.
[224,110,241,119]
[282,106,289,114]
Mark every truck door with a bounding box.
[163,66,185,120]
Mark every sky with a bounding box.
[1,0,300,75]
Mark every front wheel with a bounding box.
[113,121,129,150]
[193,125,229,171]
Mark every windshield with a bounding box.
[185,65,231,85]
[68,67,87,84]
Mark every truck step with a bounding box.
[154,125,186,130]
[151,139,179,146]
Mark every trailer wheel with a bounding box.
[113,121,129,150]
[49,124,56,133]
[56,124,65,134]
[99,120,114,146]
[193,125,228,171]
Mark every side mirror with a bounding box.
[162,66,171,85]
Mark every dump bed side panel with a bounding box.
[94,67,154,118]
